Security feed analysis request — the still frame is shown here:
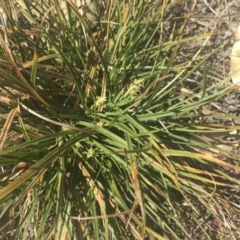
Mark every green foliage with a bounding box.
[0,0,239,239]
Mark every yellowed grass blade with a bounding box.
[126,158,146,239]
[0,107,18,150]
[78,162,109,237]
[0,94,13,106]
[164,150,240,172]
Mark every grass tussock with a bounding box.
[0,0,240,239]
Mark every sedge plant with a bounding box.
[0,0,240,239]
